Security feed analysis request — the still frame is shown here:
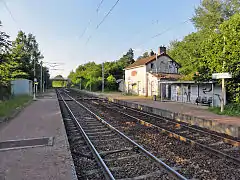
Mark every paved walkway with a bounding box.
[0,91,77,180]
[83,90,240,127]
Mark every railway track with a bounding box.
[69,89,240,163]
[57,89,187,180]
[95,99,240,164]
[70,89,240,157]
[66,89,240,179]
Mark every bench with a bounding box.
[196,96,212,106]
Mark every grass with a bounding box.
[0,95,32,117]
[209,103,240,116]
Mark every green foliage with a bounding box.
[52,81,67,88]
[191,0,240,30]
[0,23,50,98]
[106,75,117,91]
[137,51,149,60]
[169,0,240,103]
[209,103,240,116]
[68,49,135,91]
[0,95,31,117]
[52,75,67,88]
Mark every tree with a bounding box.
[199,13,240,102]
[192,0,224,30]
[52,75,66,87]
[68,49,135,91]
[137,51,149,60]
[192,0,240,31]
[106,75,117,91]
[168,32,205,79]
[118,48,135,68]
[169,12,240,103]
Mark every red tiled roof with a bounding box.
[125,53,181,69]
[152,73,182,80]
[125,55,156,69]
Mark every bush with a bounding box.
[106,75,117,91]
[0,95,31,117]
[209,103,240,116]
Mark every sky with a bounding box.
[0,0,200,78]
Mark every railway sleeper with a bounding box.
[117,170,167,180]
[72,151,94,160]
[87,133,116,138]
[58,99,73,101]
[104,154,141,162]
[209,141,225,146]
[91,137,122,142]
[84,123,103,126]
[100,147,134,157]
[86,125,107,129]
[86,131,112,135]
[223,146,239,152]
[84,128,109,133]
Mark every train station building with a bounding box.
[124,46,224,107]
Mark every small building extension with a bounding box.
[124,46,224,107]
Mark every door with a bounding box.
[187,85,191,102]
[137,81,141,95]
[151,81,154,96]
[168,85,171,100]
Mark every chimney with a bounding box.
[150,49,155,56]
[158,46,166,55]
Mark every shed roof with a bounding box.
[158,80,215,84]
[152,73,182,80]
[125,53,181,70]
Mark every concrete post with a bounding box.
[40,61,43,93]
[221,78,225,112]
[102,63,104,93]
[212,82,214,107]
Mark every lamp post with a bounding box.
[214,29,226,112]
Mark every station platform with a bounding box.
[78,90,240,138]
[0,90,77,180]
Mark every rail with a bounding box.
[57,90,115,180]
[63,91,188,180]
[91,99,240,166]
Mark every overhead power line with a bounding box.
[79,0,105,39]
[85,0,121,45]
[151,19,190,39]
[135,18,191,49]
[96,0,120,29]
[1,0,18,25]
[96,0,104,13]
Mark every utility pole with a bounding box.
[102,62,104,93]
[33,57,36,100]
[42,69,45,93]
[40,61,43,93]
[79,78,81,90]
[221,35,226,112]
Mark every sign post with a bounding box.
[33,78,37,100]
[212,73,232,112]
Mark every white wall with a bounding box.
[11,79,32,96]
[147,73,159,96]
[146,56,179,73]
[118,81,124,92]
[125,66,146,95]
[170,83,223,106]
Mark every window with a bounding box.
[151,63,154,69]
